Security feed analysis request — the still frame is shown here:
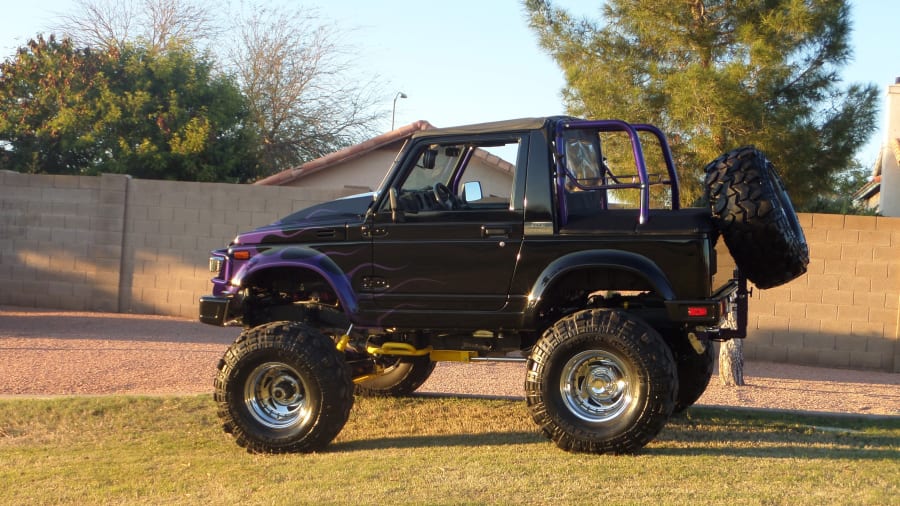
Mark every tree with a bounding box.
[0,36,104,174]
[525,0,880,209]
[56,0,217,54]
[94,43,260,181]
[805,162,875,214]
[0,36,260,182]
[227,5,383,176]
[54,0,385,179]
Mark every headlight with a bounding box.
[209,256,224,274]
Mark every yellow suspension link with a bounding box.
[366,342,433,357]
[365,343,476,362]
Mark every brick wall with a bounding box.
[737,213,900,372]
[1,171,898,372]
[0,171,355,318]
[0,172,128,313]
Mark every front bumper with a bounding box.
[199,295,238,326]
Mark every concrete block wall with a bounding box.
[735,213,900,372]
[0,171,355,318]
[0,171,128,313]
[118,179,355,317]
[1,171,898,371]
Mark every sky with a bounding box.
[2,0,898,168]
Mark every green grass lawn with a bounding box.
[0,395,897,505]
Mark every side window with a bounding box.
[391,137,521,212]
[461,141,518,208]
[564,133,603,188]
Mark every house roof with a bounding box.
[254,120,435,186]
[854,137,900,202]
[253,117,552,187]
[853,174,882,201]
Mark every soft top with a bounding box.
[410,117,570,139]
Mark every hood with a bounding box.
[233,193,374,246]
[274,192,375,226]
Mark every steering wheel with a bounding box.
[433,182,457,210]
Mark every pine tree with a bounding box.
[525,0,879,209]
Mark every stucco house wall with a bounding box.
[879,81,900,217]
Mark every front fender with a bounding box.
[232,246,359,316]
[524,249,676,320]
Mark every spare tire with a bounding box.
[704,146,809,289]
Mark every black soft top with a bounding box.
[410,117,572,139]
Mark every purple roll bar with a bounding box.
[554,119,680,226]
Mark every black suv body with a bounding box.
[200,117,806,455]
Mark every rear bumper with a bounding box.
[664,276,748,338]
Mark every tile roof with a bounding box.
[254,120,435,186]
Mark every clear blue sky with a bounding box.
[2,0,898,167]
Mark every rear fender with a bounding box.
[524,250,676,324]
[232,246,358,316]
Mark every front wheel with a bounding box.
[214,321,354,453]
[525,309,677,454]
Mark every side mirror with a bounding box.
[462,181,483,203]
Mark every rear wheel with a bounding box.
[355,355,436,396]
[214,321,354,453]
[525,309,677,454]
[667,334,715,413]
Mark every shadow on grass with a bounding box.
[331,431,546,452]
[329,403,899,459]
[331,427,899,459]
[643,407,900,459]
[644,444,899,460]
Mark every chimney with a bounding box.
[879,79,900,217]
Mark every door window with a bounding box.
[388,138,520,213]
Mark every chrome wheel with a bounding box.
[559,349,635,423]
[526,310,677,454]
[244,362,312,430]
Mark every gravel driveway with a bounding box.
[1,307,898,416]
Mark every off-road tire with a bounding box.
[704,146,808,289]
[355,355,436,397]
[214,321,354,453]
[525,309,677,454]
[668,335,715,413]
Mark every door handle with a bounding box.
[362,226,388,238]
[482,226,509,239]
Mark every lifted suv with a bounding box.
[200,117,807,454]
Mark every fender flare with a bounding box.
[524,250,676,324]
[232,246,359,316]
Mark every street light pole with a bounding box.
[391,92,407,130]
